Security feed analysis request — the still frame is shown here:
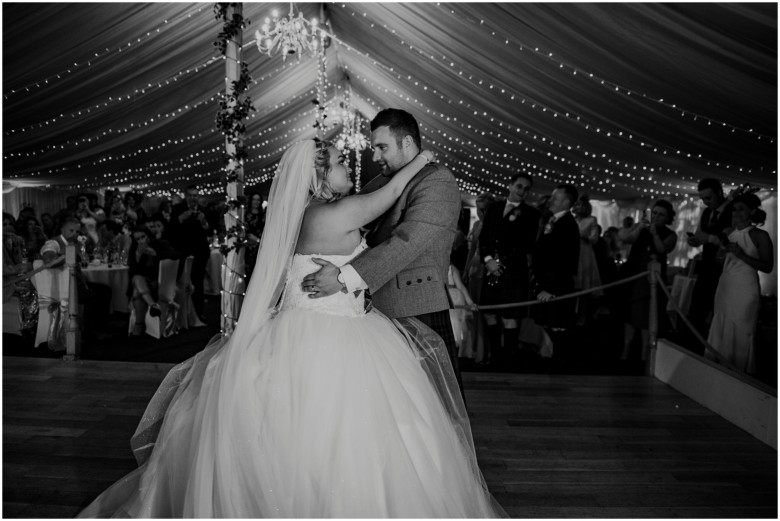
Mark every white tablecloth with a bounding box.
[667,274,697,329]
[82,264,129,313]
[204,249,223,296]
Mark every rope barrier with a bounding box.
[477,270,649,311]
[2,255,66,289]
[653,271,740,372]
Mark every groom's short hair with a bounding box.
[371,109,421,151]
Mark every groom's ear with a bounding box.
[401,135,415,153]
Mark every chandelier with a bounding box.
[255,3,319,59]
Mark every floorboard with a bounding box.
[2,357,776,518]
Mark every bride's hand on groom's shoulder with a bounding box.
[420,150,435,164]
[302,258,341,299]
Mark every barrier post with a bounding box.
[63,244,81,361]
[646,258,661,376]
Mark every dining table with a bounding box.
[82,262,130,313]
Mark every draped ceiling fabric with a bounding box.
[2,3,777,291]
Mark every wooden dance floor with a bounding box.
[3,356,776,518]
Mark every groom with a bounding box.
[302,108,464,392]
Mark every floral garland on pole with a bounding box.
[213,3,254,259]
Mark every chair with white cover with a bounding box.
[128,259,180,339]
[2,283,22,336]
[30,260,71,350]
[175,255,206,330]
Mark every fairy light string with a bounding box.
[331,5,773,179]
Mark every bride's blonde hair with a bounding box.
[309,140,345,203]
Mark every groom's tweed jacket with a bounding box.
[350,163,461,319]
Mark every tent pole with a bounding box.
[221,3,245,335]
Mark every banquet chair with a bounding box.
[175,255,206,330]
[2,284,22,336]
[30,260,71,350]
[127,259,180,339]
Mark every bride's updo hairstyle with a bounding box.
[735,193,766,226]
[309,139,344,203]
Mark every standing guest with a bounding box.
[169,185,211,322]
[76,195,101,245]
[3,213,27,273]
[479,173,541,369]
[244,192,266,281]
[571,195,603,324]
[124,192,146,224]
[127,226,180,336]
[530,184,580,367]
[446,263,478,358]
[109,195,131,225]
[620,200,678,362]
[85,193,106,222]
[617,215,635,260]
[450,208,471,273]
[40,212,57,239]
[54,196,78,227]
[706,193,773,373]
[685,178,733,348]
[158,199,173,227]
[40,217,113,343]
[19,216,47,261]
[462,192,495,364]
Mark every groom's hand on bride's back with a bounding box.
[302,258,341,298]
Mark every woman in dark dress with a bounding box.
[620,200,678,361]
[127,226,179,336]
[244,192,265,281]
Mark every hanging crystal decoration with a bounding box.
[255,3,319,60]
[335,91,369,192]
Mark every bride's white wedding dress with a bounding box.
[79,239,503,518]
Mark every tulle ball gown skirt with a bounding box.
[78,305,503,518]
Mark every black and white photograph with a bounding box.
[2,2,777,518]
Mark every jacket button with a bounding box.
[417,278,422,283]
[427,276,432,281]
[406,281,412,286]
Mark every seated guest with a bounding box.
[124,192,146,224]
[54,196,78,227]
[40,217,113,343]
[706,193,773,373]
[619,200,678,362]
[3,213,37,335]
[127,226,180,336]
[147,213,172,242]
[97,220,131,260]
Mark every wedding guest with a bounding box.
[169,185,211,321]
[617,215,635,260]
[450,208,471,273]
[40,212,57,239]
[706,193,773,373]
[109,195,132,226]
[530,184,580,366]
[620,200,678,362]
[96,220,131,260]
[3,213,37,336]
[124,192,146,224]
[76,194,101,245]
[462,192,495,364]
[446,263,477,359]
[244,192,266,281]
[571,195,603,324]
[18,216,47,261]
[148,212,172,242]
[479,173,540,369]
[158,199,173,227]
[54,196,78,227]
[40,217,113,343]
[15,207,38,236]
[127,226,180,336]
[685,178,733,348]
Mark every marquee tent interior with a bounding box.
[2,2,777,291]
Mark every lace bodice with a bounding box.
[279,239,368,317]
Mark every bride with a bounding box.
[78,140,504,518]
